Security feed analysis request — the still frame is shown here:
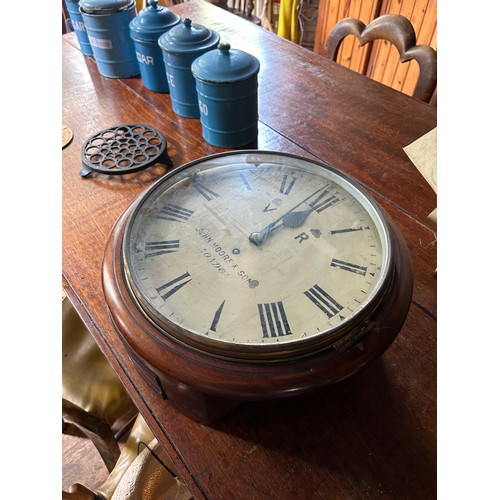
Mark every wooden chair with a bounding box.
[230,0,262,25]
[62,292,138,473]
[322,14,437,103]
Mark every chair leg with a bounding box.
[63,398,121,473]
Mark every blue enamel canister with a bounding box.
[191,43,260,148]
[65,0,93,55]
[129,0,180,93]
[158,18,220,117]
[79,0,139,78]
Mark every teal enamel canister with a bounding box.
[65,0,93,56]
[191,43,260,147]
[79,0,139,78]
[158,18,220,118]
[129,0,180,93]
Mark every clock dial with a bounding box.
[123,152,392,361]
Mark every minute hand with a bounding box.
[249,185,333,246]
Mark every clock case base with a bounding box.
[115,325,241,423]
[102,203,413,424]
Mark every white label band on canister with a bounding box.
[88,36,113,49]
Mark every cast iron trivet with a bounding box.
[80,124,172,177]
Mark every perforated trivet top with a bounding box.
[80,124,171,177]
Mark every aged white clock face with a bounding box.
[123,152,391,360]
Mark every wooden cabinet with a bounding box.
[313,0,436,98]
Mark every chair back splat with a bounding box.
[323,14,437,103]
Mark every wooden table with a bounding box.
[62,1,437,497]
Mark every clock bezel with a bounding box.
[120,151,395,363]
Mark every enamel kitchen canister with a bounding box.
[129,0,180,93]
[158,18,220,117]
[79,0,139,78]
[191,42,260,148]
[65,0,93,56]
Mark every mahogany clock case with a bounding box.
[102,151,413,422]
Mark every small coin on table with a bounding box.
[62,125,73,148]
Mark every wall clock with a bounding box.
[103,151,413,423]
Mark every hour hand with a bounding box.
[249,207,314,246]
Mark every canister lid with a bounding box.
[79,0,135,14]
[158,18,220,54]
[129,0,180,41]
[191,42,260,83]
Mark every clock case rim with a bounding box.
[102,151,414,412]
[120,150,395,362]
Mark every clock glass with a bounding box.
[123,151,392,361]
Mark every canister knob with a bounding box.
[218,42,231,53]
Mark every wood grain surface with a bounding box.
[62,2,436,497]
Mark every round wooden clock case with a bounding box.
[102,151,413,423]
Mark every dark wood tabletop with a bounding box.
[62,1,437,497]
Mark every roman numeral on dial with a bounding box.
[258,301,292,338]
[210,301,225,332]
[156,272,191,301]
[193,181,220,201]
[304,284,343,318]
[144,240,179,257]
[330,227,365,235]
[309,189,340,213]
[156,203,193,223]
[280,174,298,195]
[239,172,252,190]
[330,258,367,276]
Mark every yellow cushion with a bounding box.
[62,294,132,425]
[97,414,155,499]
[105,415,192,500]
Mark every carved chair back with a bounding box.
[322,14,437,103]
